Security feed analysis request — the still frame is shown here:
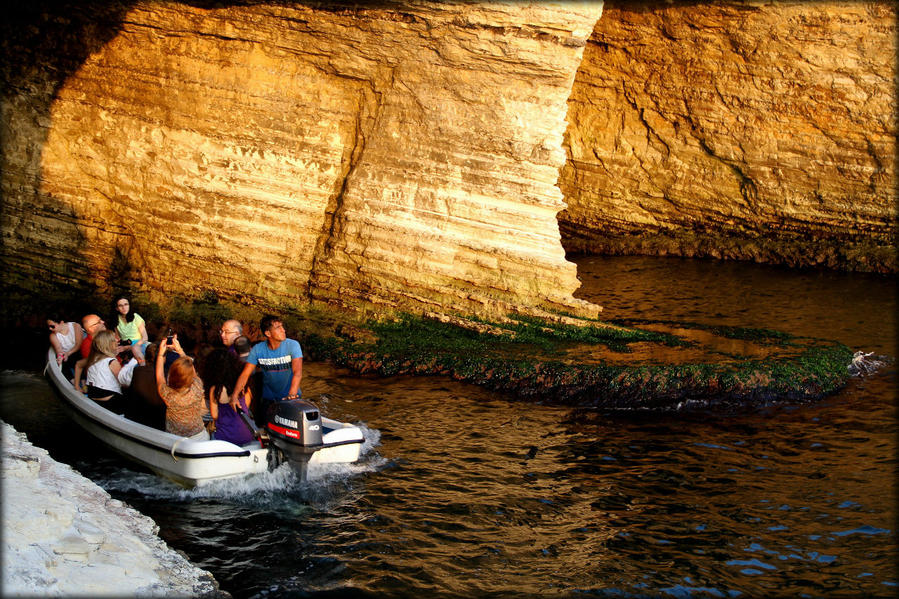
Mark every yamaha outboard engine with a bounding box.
[265,399,323,477]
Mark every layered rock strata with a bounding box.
[4,0,893,328]
[1,421,225,597]
[560,0,897,272]
[1,1,603,319]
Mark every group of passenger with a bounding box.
[48,299,305,446]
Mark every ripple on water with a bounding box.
[1,256,896,598]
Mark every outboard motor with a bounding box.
[265,399,323,476]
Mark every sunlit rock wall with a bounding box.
[1,2,602,319]
[560,0,897,272]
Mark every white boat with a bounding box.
[44,348,364,487]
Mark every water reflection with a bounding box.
[574,255,897,355]
[1,256,896,597]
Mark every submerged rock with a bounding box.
[848,351,892,377]
[308,313,856,410]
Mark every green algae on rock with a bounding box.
[305,313,854,409]
[1,283,853,411]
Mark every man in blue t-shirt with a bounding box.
[231,314,303,421]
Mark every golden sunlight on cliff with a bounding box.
[560,0,897,271]
[26,2,604,319]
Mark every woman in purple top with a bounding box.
[203,349,255,446]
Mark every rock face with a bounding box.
[1,421,225,597]
[0,1,602,320]
[2,1,895,328]
[560,0,897,273]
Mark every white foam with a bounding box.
[95,423,385,501]
[848,351,891,377]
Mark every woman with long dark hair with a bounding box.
[203,348,255,446]
[113,296,148,364]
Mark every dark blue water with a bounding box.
[2,256,896,598]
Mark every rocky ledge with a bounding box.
[1,421,227,598]
[302,312,857,410]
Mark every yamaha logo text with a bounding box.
[275,415,298,428]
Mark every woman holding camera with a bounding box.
[155,334,208,439]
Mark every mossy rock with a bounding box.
[1,282,853,410]
[312,312,853,409]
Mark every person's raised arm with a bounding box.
[169,334,186,358]
[155,338,168,398]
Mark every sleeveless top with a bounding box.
[55,322,78,354]
[86,357,122,394]
[213,388,255,446]
[160,377,206,437]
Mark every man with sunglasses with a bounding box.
[79,314,106,359]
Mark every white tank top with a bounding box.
[55,322,78,354]
[86,357,122,394]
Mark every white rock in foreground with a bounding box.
[1,421,227,597]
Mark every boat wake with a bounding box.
[94,423,385,501]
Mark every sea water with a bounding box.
[1,255,895,598]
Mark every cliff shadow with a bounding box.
[1,1,139,326]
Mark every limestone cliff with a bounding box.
[3,0,895,329]
[1,1,602,320]
[560,0,897,273]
